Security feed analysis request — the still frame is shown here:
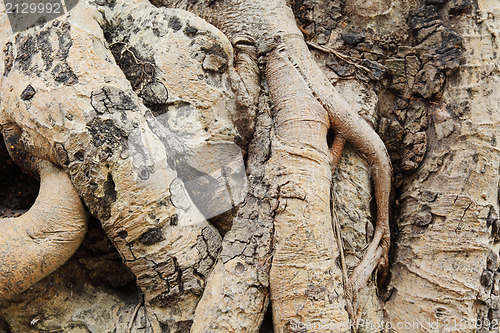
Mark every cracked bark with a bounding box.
[385,1,500,330]
[0,0,499,332]
[0,2,231,330]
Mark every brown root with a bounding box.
[270,33,392,323]
[0,125,87,302]
[330,134,347,171]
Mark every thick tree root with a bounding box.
[282,32,391,301]
[0,125,88,302]
[1,4,229,330]
[191,97,273,333]
[262,32,392,327]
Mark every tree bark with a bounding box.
[0,0,498,332]
[385,1,500,331]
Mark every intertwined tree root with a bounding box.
[0,125,87,303]
[178,0,393,325]
[265,32,392,328]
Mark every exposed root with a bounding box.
[306,41,372,74]
[330,139,359,330]
[306,41,391,298]
[332,208,356,328]
[0,124,88,302]
[190,95,272,333]
[330,134,347,170]
[127,296,144,333]
[330,129,389,331]
[279,34,392,319]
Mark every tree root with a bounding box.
[330,131,387,331]
[171,0,393,327]
[269,33,392,326]
[125,0,391,328]
[330,134,347,170]
[0,124,88,302]
[191,103,274,333]
[325,54,391,327]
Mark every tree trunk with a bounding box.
[0,0,498,332]
[385,1,500,331]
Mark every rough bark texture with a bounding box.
[0,216,143,332]
[150,1,392,330]
[0,0,498,332]
[385,1,500,331]
[0,1,235,330]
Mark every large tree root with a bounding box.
[190,97,273,332]
[0,3,239,331]
[0,125,88,302]
[277,33,392,324]
[265,40,349,329]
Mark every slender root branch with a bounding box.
[332,205,359,332]
[306,41,372,73]
[279,34,391,319]
[330,134,347,171]
[127,298,143,332]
